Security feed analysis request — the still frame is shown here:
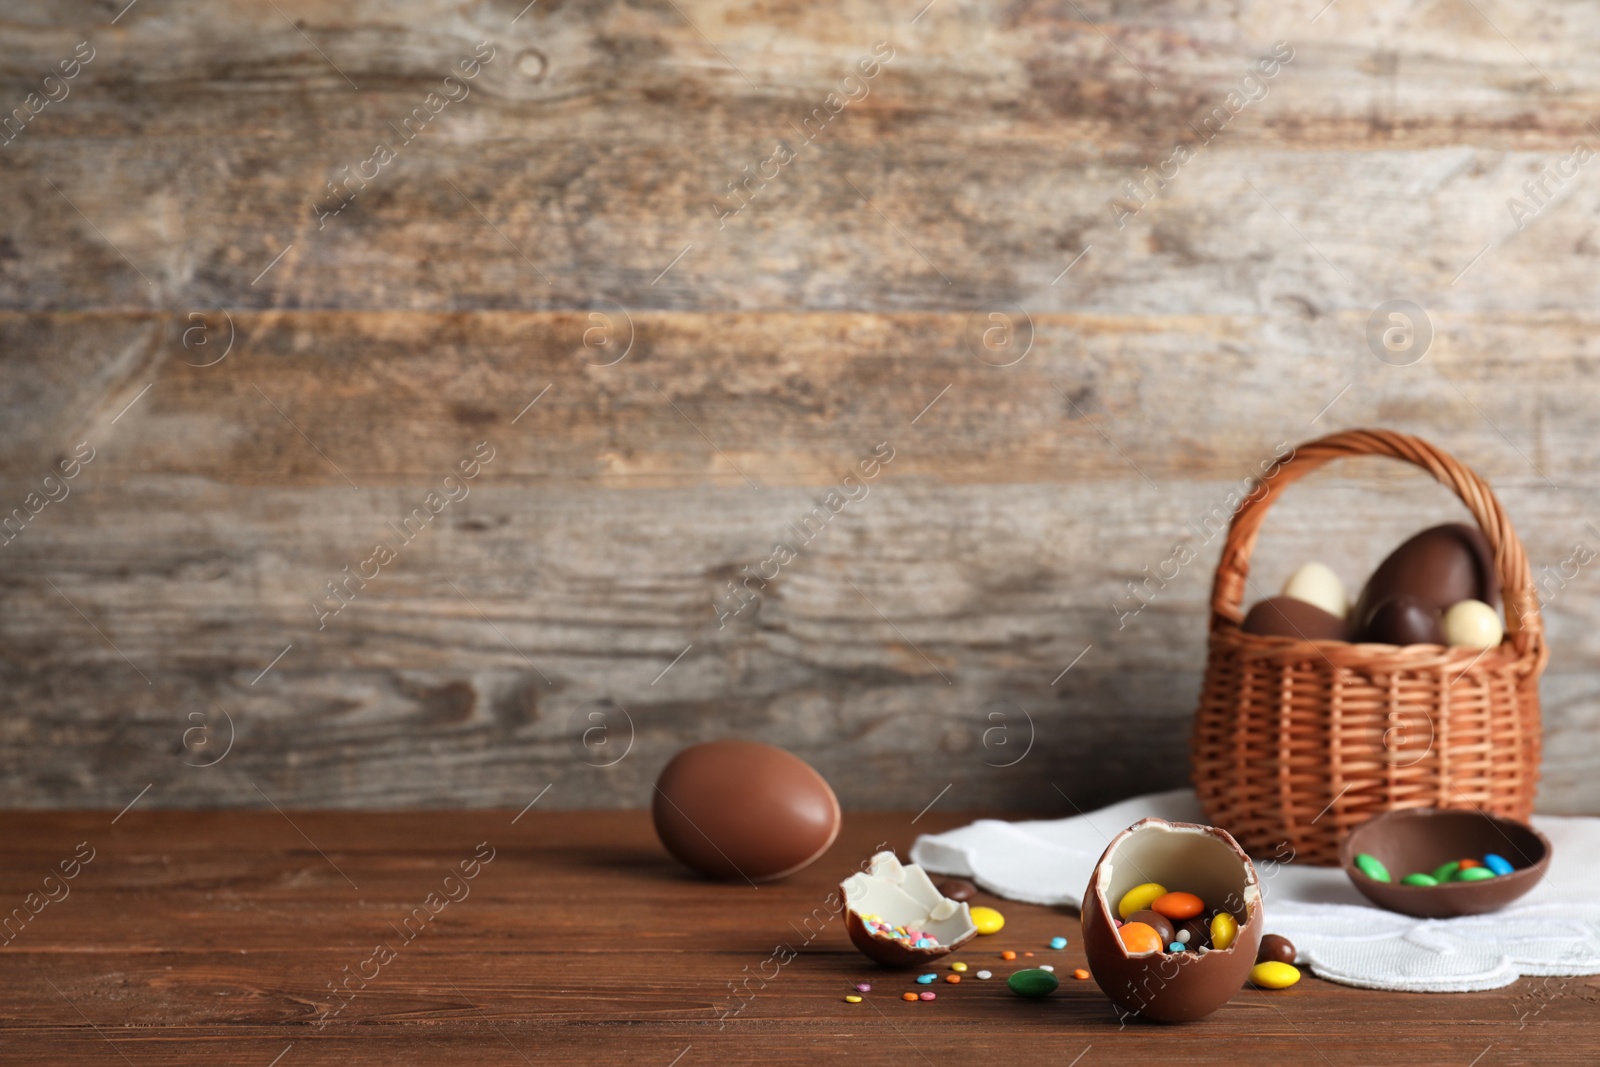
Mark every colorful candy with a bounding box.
[1151,891,1205,920]
[1049,936,1068,949]
[861,913,944,950]
[853,982,871,992]
[1072,968,1090,980]
[1354,853,1391,882]
[1249,961,1301,989]
[845,995,862,1003]
[915,973,936,984]
[918,991,936,1001]
[1211,911,1239,951]
[1118,921,1164,955]
[975,970,992,980]
[1386,853,1521,886]
[1000,950,1016,961]
[1127,909,1174,945]
[901,992,918,1002]
[1038,964,1054,972]
[945,974,961,984]
[1116,882,1168,919]
[1007,968,1059,998]
[1256,934,1296,965]
[949,962,967,972]
[969,906,1005,935]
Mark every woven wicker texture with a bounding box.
[1191,429,1547,866]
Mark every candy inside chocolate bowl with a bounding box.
[842,851,977,966]
[1081,819,1263,1023]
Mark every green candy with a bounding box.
[1402,873,1439,887]
[1455,866,1496,882]
[1432,861,1461,882]
[1007,967,1060,999]
[1354,852,1391,883]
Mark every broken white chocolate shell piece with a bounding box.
[841,851,978,967]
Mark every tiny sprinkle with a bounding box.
[945,974,961,984]
[1049,936,1068,950]
[845,995,862,1004]
[1073,968,1090,980]
[919,991,936,1001]
[950,962,968,972]
[1039,964,1054,972]
[1001,951,1017,961]
[976,970,993,980]
[1024,951,1034,957]
[854,982,871,993]
[916,973,937,984]
[902,992,918,1002]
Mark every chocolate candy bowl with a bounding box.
[1340,808,1551,918]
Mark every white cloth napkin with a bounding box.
[910,789,1600,992]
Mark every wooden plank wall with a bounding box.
[2,0,1598,812]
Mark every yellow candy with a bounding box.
[950,962,968,972]
[845,995,863,1003]
[1249,962,1301,989]
[1116,882,1168,920]
[970,906,1005,935]
[1210,911,1239,951]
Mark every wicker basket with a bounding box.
[1191,429,1547,866]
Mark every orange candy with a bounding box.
[902,992,919,1002]
[1001,951,1016,960]
[1118,921,1164,954]
[1151,891,1205,920]
[1073,968,1090,980]
[945,975,961,984]
[1459,859,1483,870]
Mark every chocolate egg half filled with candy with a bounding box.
[652,740,840,882]
[842,851,977,966]
[1081,819,1263,1023]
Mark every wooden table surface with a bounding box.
[3,809,1594,1066]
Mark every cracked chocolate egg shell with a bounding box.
[1081,819,1263,1023]
[842,851,977,966]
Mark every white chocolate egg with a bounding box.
[1282,562,1347,619]
[1442,598,1503,649]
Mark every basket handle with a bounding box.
[1209,429,1542,646]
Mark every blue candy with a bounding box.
[1169,942,1184,952]
[1484,853,1515,876]
[915,939,930,948]
[1049,936,1068,950]
[916,973,937,984]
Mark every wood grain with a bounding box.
[3,1,1600,810]
[1,810,1595,1066]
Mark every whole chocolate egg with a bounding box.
[1353,523,1500,629]
[1241,596,1349,642]
[1358,594,1444,646]
[652,740,840,882]
[1081,819,1263,1023]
